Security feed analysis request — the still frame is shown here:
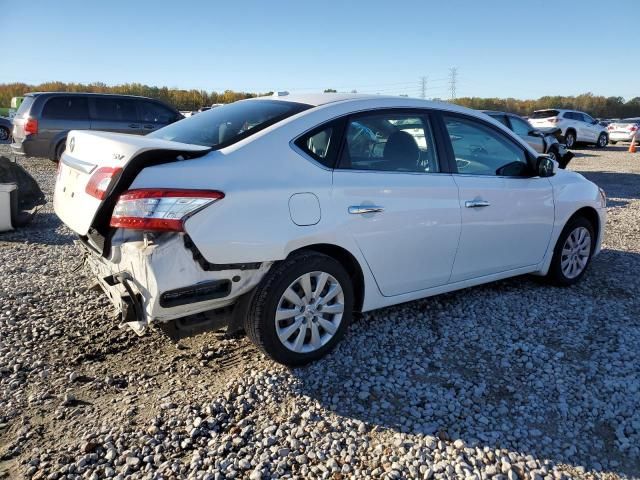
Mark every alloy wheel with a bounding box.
[0,127,9,142]
[275,271,345,353]
[560,227,591,279]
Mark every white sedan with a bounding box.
[53,94,607,365]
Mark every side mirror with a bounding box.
[592,119,598,125]
[537,155,557,177]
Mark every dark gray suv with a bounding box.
[11,92,183,161]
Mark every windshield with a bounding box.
[530,110,559,119]
[148,99,311,147]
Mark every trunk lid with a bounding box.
[53,130,210,235]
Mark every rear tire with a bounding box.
[547,147,559,163]
[545,216,595,286]
[54,141,66,162]
[564,130,576,149]
[245,251,353,366]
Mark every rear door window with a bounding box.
[93,97,138,122]
[337,112,440,173]
[139,101,177,124]
[42,96,89,120]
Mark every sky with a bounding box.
[1,0,638,100]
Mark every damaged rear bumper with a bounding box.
[78,234,271,334]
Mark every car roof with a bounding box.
[24,91,161,101]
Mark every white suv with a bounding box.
[528,109,608,148]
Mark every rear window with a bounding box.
[616,118,640,124]
[42,96,89,120]
[148,99,311,148]
[15,96,35,117]
[530,110,559,119]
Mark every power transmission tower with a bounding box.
[449,67,458,100]
[420,76,428,99]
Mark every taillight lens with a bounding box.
[608,125,614,130]
[24,118,38,135]
[85,167,122,200]
[630,125,638,132]
[110,189,224,232]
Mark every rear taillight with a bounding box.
[85,167,122,200]
[24,118,38,135]
[548,117,559,124]
[110,189,224,232]
[630,125,638,132]
[608,125,614,130]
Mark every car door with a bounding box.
[508,115,544,153]
[441,114,554,282]
[39,95,91,149]
[581,113,598,141]
[90,97,142,134]
[138,100,179,133]
[330,110,461,296]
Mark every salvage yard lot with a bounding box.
[0,144,639,479]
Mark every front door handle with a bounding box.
[128,123,140,129]
[465,200,491,208]
[348,205,384,215]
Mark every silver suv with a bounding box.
[528,109,608,148]
[11,92,183,161]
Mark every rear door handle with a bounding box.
[143,124,155,130]
[128,123,140,129]
[348,205,384,214]
[465,200,490,208]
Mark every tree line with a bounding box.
[0,82,269,111]
[453,93,640,119]
[1,82,639,118]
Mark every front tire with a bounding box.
[547,147,559,163]
[596,133,608,148]
[564,130,576,149]
[0,126,10,142]
[54,141,66,162]
[245,251,354,366]
[545,216,595,286]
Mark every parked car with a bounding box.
[528,109,608,148]
[481,110,574,168]
[11,92,183,161]
[53,94,606,366]
[606,118,640,144]
[0,117,12,142]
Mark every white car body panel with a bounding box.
[449,175,554,282]
[52,94,606,332]
[53,130,209,235]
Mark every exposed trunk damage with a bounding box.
[53,131,272,335]
[81,232,272,334]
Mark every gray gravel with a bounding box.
[1,143,639,479]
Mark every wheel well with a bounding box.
[569,207,600,240]
[565,127,576,135]
[291,244,365,313]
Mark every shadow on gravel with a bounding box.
[0,213,74,246]
[292,249,640,478]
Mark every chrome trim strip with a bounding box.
[61,155,97,174]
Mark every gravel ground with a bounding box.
[0,143,639,480]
